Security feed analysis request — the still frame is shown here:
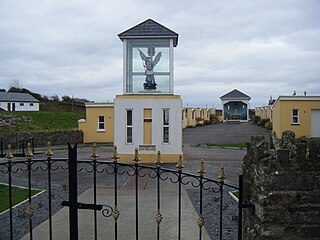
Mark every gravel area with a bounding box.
[187,187,239,240]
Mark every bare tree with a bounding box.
[9,79,23,89]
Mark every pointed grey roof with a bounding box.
[220,89,251,100]
[118,19,178,46]
[0,92,39,102]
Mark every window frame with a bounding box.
[292,109,299,125]
[162,108,170,144]
[97,116,105,132]
[126,109,133,144]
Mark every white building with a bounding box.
[0,92,40,112]
[115,19,182,162]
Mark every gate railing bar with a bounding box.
[68,143,78,240]
[112,146,119,240]
[47,152,53,240]
[8,152,13,240]
[26,147,33,240]
[91,143,98,240]
[155,151,162,240]
[93,159,98,240]
[219,165,226,240]
[238,175,243,240]
[198,160,205,240]
[133,148,140,240]
[176,155,184,240]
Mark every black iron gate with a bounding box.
[0,143,249,240]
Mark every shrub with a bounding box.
[195,117,203,123]
[259,118,270,127]
[254,115,261,124]
[210,114,219,124]
[265,121,273,130]
[203,120,211,125]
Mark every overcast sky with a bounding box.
[1,0,319,108]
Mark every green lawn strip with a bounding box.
[229,191,239,202]
[0,111,85,135]
[0,183,42,213]
[205,143,247,149]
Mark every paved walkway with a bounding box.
[22,188,210,240]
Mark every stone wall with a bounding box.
[1,130,83,148]
[242,130,320,239]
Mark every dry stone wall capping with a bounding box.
[242,130,320,240]
[1,130,83,148]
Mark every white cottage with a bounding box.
[0,92,40,112]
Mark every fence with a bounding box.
[0,143,244,240]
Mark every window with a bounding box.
[20,103,24,106]
[292,109,299,124]
[162,109,170,143]
[126,110,133,143]
[192,110,195,120]
[30,103,34,106]
[98,116,105,130]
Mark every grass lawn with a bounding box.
[0,183,41,213]
[0,111,86,135]
[205,143,247,149]
[231,191,239,198]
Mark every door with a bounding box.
[311,110,320,137]
[7,103,11,111]
[12,103,15,111]
[143,109,152,144]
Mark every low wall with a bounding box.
[242,130,320,239]
[1,130,83,147]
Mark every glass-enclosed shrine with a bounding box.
[118,19,178,94]
[125,39,172,93]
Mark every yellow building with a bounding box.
[272,96,320,138]
[195,108,204,125]
[78,102,114,143]
[182,107,187,129]
[185,108,196,127]
[255,106,272,121]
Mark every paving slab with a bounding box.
[21,188,210,240]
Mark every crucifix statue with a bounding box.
[138,47,162,90]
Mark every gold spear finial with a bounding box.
[25,203,34,219]
[112,145,119,162]
[91,143,99,159]
[26,142,33,157]
[176,155,184,169]
[218,165,226,181]
[132,148,140,163]
[45,142,53,156]
[197,159,206,176]
[6,144,14,160]
[155,151,163,166]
